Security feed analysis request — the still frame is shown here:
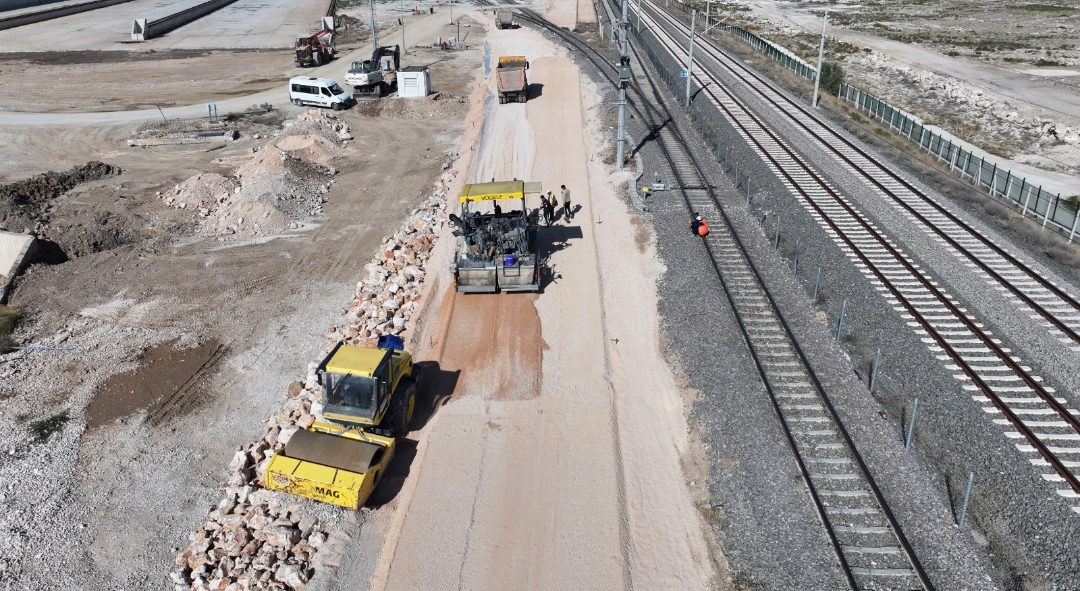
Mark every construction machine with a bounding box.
[496,56,529,104]
[346,45,401,97]
[264,335,418,509]
[494,7,514,29]
[449,180,542,293]
[294,28,335,68]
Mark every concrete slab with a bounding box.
[0,231,36,303]
[2,0,99,19]
[0,0,326,51]
[159,0,328,49]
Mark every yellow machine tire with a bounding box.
[387,379,417,437]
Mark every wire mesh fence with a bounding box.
[838,85,1078,239]
[639,1,1079,241]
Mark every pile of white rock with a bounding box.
[169,165,458,591]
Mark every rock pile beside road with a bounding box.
[330,187,451,345]
[169,157,458,591]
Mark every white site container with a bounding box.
[398,66,431,98]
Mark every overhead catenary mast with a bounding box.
[370,0,378,53]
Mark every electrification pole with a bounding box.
[684,9,696,107]
[370,0,378,52]
[616,0,631,168]
[812,8,828,108]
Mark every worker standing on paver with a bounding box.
[561,184,573,221]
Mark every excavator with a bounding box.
[346,45,401,97]
[264,335,418,509]
[449,180,542,293]
[294,28,335,68]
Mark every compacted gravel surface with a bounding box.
[629,18,1009,590]
[685,25,1080,587]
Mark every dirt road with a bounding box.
[744,0,1080,121]
[355,15,715,591]
[0,7,481,125]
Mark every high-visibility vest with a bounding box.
[697,219,710,237]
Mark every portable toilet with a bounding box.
[398,66,431,98]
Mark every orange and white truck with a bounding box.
[495,56,529,104]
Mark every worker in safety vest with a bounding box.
[690,212,709,238]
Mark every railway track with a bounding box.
[642,1,1080,354]
[631,0,1080,513]
[505,2,935,588]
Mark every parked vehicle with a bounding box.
[495,7,514,29]
[288,77,354,110]
[294,28,334,68]
[495,56,529,104]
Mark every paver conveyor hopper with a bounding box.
[449,180,542,293]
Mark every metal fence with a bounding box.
[648,1,1080,241]
[838,85,1078,239]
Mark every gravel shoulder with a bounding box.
[0,41,475,591]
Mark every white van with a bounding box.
[288,76,354,110]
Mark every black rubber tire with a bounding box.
[332,102,342,111]
[386,379,417,437]
[293,99,303,107]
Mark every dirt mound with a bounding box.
[275,134,337,168]
[354,94,470,120]
[209,201,291,238]
[162,173,239,214]
[0,162,119,232]
[160,112,342,241]
[283,109,353,144]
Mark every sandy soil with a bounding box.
[0,50,291,113]
[0,29,479,590]
[1,2,715,589]
[354,9,716,591]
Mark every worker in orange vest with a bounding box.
[690,212,709,238]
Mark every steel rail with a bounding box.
[503,2,936,587]
[646,0,1080,350]
[637,4,1080,497]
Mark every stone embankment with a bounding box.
[168,128,458,590]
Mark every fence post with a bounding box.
[1043,192,1055,227]
[958,471,975,527]
[835,300,847,343]
[1070,207,1079,242]
[904,397,918,449]
[813,267,822,301]
[1022,182,1033,216]
[869,347,881,392]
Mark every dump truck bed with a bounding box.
[496,66,526,94]
[265,428,394,509]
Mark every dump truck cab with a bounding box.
[316,336,416,436]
